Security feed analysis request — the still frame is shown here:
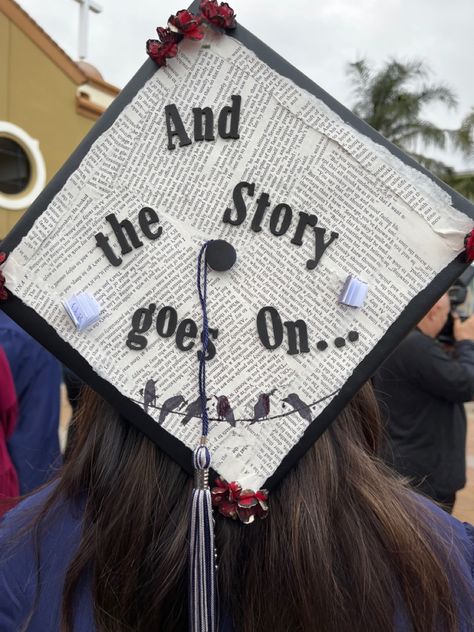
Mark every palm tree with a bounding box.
[347,59,474,199]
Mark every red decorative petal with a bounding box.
[228,481,241,502]
[218,499,238,519]
[200,0,236,29]
[465,230,474,262]
[237,495,258,509]
[214,477,228,489]
[169,10,204,40]
[211,479,268,522]
[211,487,227,506]
[156,26,180,44]
[0,252,7,265]
[236,506,256,524]
[0,271,7,301]
[200,0,219,20]
[217,3,236,29]
[146,39,178,66]
[255,501,269,519]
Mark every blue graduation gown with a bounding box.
[0,485,473,631]
[0,312,62,493]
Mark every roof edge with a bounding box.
[86,75,121,96]
[1,0,119,93]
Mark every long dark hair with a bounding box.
[30,384,468,631]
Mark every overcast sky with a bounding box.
[17,0,474,170]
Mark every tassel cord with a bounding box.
[189,241,216,632]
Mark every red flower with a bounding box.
[200,1,236,30]
[0,252,7,301]
[0,273,7,301]
[211,478,268,524]
[464,230,474,262]
[146,28,179,66]
[168,9,204,40]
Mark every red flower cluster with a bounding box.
[146,27,180,66]
[0,252,8,301]
[169,9,204,40]
[211,478,269,524]
[200,0,236,30]
[465,230,474,262]
[147,2,236,66]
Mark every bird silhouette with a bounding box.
[142,379,157,413]
[214,395,235,427]
[251,388,277,423]
[281,393,312,422]
[158,395,187,425]
[181,397,210,425]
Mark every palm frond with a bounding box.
[446,172,474,200]
[448,109,474,156]
[394,121,448,151]
[409,153,455,180]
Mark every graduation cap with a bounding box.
[1,2,474,630]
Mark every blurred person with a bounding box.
[0,312,62,494]
[0,346,18,516]
[0,385,473,631]
[374,293,474,512]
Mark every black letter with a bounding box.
[197,327,219,361]
[291,212,318,246]
[126,304,156,350]
[193,107,215,142]
[223,181,255,226]
[284,320,309,355]
[138,207,162,240]
[165,104,192,150]
[269,203,293,237]
[257,307,283,350]
[218,95,241,140]
[156,306,178,338]
[251,193,271,233]
[307,227,339,270]
[176,318,198,351]
[105,213,143,256]
[95,232,122,266]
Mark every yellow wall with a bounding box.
[0,13,95,237]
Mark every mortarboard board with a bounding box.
[1,2,474,629]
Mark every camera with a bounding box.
[437,265,474,345]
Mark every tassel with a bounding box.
[189,443,216,632]
[189,241,216,631]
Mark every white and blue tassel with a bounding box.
[189,443,216,632]
[189,242,216,632]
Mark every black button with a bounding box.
[206,240,237,272]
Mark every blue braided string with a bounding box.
[197,241,213,437]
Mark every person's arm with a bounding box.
[451,313,474,399]
[2,331,62,494]
[0,348,17,440]
[411,332,474,403]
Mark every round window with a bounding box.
[0,122,46,211]
[0,137,31,194]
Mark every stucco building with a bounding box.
[0,0,119,237]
